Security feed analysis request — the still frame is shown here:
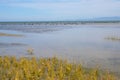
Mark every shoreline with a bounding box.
[0,22,120,29]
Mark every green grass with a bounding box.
[0,56,117,80]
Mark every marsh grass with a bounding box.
[0,56,117,80]
[0,32,23,37]
[105,36,120,41]
[27,48,34,55]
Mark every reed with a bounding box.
[0,56,117,80]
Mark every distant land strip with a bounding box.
[0,21,120,25]
[0,32,24,37]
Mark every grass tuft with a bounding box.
[105,36,120,41]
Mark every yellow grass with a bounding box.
[0,56,117,80]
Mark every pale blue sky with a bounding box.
[0,0,120,21]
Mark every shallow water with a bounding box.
[0,23,120,74]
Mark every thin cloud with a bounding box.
[0,0,81,3]
[0,0,120,21]
[1,0,119,3]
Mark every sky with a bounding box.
[0,0,120,21]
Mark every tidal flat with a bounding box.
[0,22,120,79]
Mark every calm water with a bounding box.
[0,23,120,74]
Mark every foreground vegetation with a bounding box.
[0,56,117,80]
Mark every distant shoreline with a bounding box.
[0,21,120,26]
[0,20,120,23]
